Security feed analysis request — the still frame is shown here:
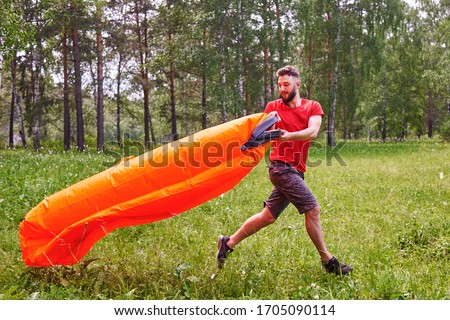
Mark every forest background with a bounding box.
[0,0,449,152]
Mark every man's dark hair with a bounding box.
[276,65,300,79]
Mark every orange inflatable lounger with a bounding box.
[19,113,280,266]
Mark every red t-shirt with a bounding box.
[264,98,325,172]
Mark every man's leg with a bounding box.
[305,205,353,275]
[268,168,333,264]
[216,206,276,268]
[304,206,332,264]
[217,182,287,268]
[227,206,276,249]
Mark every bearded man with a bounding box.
[216,65,353,275]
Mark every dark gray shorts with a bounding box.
[264,161,319,219]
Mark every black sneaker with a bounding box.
[216,235,233,269]
[322,257,353,275]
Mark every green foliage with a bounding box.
[440,119,450,142]
[0,141,448,299]
[0,1,35,55]
[1,0,449,148]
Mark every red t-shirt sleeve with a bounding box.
[310,101,325,118]
[264,101,275,114]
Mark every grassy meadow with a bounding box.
[0,139,448,300]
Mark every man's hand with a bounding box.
[267,111,281,130]
[278,129,291,142]
[277,115,322,142]
[268,111,281,121]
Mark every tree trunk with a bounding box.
[263,46,270,107]
[181,77,188,136]
[32,46,42,152]
[17,97,27,147]
[169,61,177,139]
[143,87,151,148]
[427,119,433,138]
[169,56,177,139]
[401,103,408,139]
[0,37,3,90]
[9,51,17,148]
[96,5,104,152]
[63,31,71,151]
[274,0,284,67]
[326,12,334,104]
[270,61,275,98]
[327,2,342,147]
[342,107,348,141]
[72,18,84,152]
[166,2,177,140]
[220,33,227,123]
[262,0,270,107]
[236,0,245,115]
[427,88,433,138]
[202,69,207,129]
[116,53,123,148]
[141,13,150,149]
[381,70,388,143]
[40,68,48,141]
[135,2,154,148]
[447,86,450,115]
[22,54,33,139]
[307,35,314,99]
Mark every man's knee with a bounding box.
[305,205,320,217]
[261,206,277,225]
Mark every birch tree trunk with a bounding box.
[201,27,207,129]
[32,46,42,151]
[9,52,17,148]
[135,1,155,148]
[167,1,177,140]
[447,87,450,115]
[327,1,342,147]
[219,28,227,123]
[274,0,284,67]
[181,77,188,136]
[116,53,123,148]
[426,88,434,138]
[169,59,177,139]
[72,13,84,152]
[381,69,388,142]
[0,37,3,90]
[262,0,270,107]
[63,30,71,151]
[236,0,245,114]
[96,3,104,152]
[201,68,207,129]
[17,96,27,147]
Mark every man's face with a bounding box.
[278,75,299,105]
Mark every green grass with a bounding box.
[0,140,448,300]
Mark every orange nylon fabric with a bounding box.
[19,113,271,266]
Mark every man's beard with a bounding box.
[281,87,297,105]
